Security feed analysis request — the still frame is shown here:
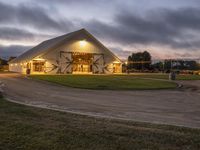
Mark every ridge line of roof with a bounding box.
[83,29,122,62]
[9,28,122,63]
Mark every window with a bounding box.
[33,60,45,72]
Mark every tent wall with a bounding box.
[9,63,26,73]
[41,34,121,74]
[9,31,122,74]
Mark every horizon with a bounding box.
[0,0,200,60]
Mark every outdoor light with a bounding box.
[33,58,45,61]
[113,61,120,64]
[80,40,87,47]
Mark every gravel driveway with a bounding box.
[1,73,200,128]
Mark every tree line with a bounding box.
[127,51,200,72]
[152,60,199,71]
[127,51,151,70]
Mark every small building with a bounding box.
[9,29,122,74]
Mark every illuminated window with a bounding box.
[33,60,45,72]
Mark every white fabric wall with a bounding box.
[9,32,122,74]
[42,33,121,74]
[9,63,27,74]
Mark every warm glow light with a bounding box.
[15,63,17,66]
[80,40,87,47]
[113,61,120,64]
[33,58,45,61]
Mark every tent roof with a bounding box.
[9,29,121,63]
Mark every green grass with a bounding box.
[30,75,177,90]
[131,73,200,80]
[0,97,200,150]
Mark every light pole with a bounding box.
[163,60,165,73]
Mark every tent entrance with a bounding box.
[72,52,93,73]
[113,63,121,73]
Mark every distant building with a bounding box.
[9,29,122,74]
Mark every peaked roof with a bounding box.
[10,28,121,63]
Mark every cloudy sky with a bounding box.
[0,0,200,60]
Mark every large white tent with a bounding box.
[9,29,122,74]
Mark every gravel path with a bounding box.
[0,73,200,128]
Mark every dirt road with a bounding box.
[0,73,200,128]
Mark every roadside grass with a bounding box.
[30,75,177,90]
[0,98,200,150]
[131,73,200,80]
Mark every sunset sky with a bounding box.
[0,0,200,60]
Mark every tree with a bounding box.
[0,58,8,66]
[128,51,152,70]
[152,61,164,71]
[185,61,199,70]
[143,51,151,69]
[8,57,16,62]
[163,60,199,70]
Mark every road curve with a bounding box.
[0,73,200,128]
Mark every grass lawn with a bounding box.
[131,73,200,80]
[0,98,200,150]
[30,75,177,90]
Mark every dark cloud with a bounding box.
[164,8,200,30]
[1,0,200,59]
[0,45,32,59]
[34,0,109,5]
[38,0,92,3]
[0,27,41,41]
[84,8,200,50]
[0,26,54,43]
[0,2,74,32]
